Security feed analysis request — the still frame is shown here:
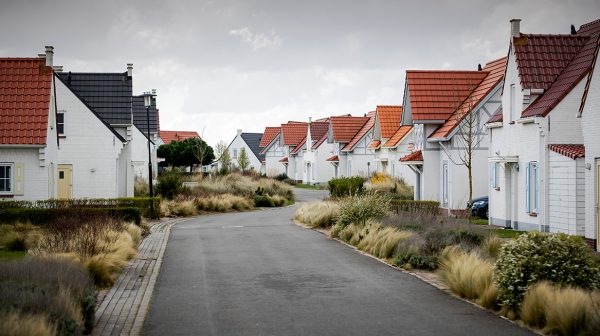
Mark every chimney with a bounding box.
[477,63,482,71]
[127,63,133,77]
[45,46,54,67]
[571,24,577,35]
[237,129,242,136]
[510,19,521,37]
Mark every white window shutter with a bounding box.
[14,162,24,196]
[534,163,539,213]
[490,163,496,188]
[525,163,530,213]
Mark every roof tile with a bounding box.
[160,130,200,143]
[259,126,281,148]
[400,150,423,162]
[548,144,585,159]
[342,111,376,152]
[330,115,370,143]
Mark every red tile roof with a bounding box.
[0,58,53,145]
[342,111,376,152]
[330,115,370,143]
[383,125,413,148]
[487,108,503,123]
[400,150,423,162]
[259,126,281,147]
[548,144,585,159]
[281,122,308,146]
[376,105,402,138]
[429,57,507,139]
[326,155,339,162]
[406,70,488,122]
[279,157,289,163]
[290,120,329,155]
[367,140,381,149]
[521,20,600,118]
[312,132,329,150]
[159,130,200,143]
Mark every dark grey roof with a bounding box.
[54,74,126,143]
[57,72,132,125]
[240,133,265,161]
[132,95,158,136]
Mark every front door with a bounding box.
[596,160,600,251]
[57,164,72,199]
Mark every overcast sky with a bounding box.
[1,0,598,146]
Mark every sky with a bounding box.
[1,0,598,147]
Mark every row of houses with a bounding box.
[0,47,200,200]
[227,18,600,250]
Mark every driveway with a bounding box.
[142,188,532,335]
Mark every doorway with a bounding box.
[57,164,72,199]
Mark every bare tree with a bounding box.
[237,147,250,172]
[215,140,231,174]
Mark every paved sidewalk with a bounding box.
[92,218,183,336]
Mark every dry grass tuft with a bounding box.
[481,235,504,259]
[195,194,253,212]
[294,202,339,228]
[336,221,413,259]
[520,281,600,335]
[438,246,497,305]
[0,312,57,336]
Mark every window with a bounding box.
[57,111,65,136]
[510,84,518,122]
[525,162,539,214]
[0,164,12,194]
[233,148,238,158]
[442,163,449,206]
[490,162,498,189]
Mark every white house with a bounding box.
[260,126,286,177]
[400,56,506,210]
[368,105,414,184]
[579,27,600,250]
[290,119,330,184]
[327,114,376,177]
[487,19,598,233]
[225,129,265,172]
[0,47,134,200]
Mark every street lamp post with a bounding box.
[142,91,156,216]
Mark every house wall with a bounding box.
[548,152,585,235]
[263,137,286,177]
[348,134,376,177]
[114,126,133,197]
[0,147,52,201]
[55,79,126,198]
[582,57,600,248]
[315,141,336,182]
[228,134,262,172]
[131,126,157,181]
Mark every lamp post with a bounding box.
[142,91,156,216]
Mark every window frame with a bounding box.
[57,110,65,136]
[233,148,238,159]
[525,161,539,215]
[0,163,14,195]
[510,84,517,122]
[490,162,498,189]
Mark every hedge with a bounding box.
[0,197,160,219]
[328,177,366,197]
[391,200,440,214]
[0,207,142,225]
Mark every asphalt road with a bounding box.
[143,189,533,336]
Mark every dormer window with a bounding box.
[57,111,65,136]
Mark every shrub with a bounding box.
[494,232,600,309]
[335,192,391,228]
[394,251,438,271]
[294,202,339,228]
[0,207,141,225]
[271,195,286,207]
[421,228,485,255]
[254,195,275,207]
[481,236,504,260]
[335,221,413,259]
[390,200,439,214]
[0,257,96,335]
[328,177,366,197]
[194,194,253,212]
[438,246,498,308]
[274,173,289,181]
[0,312,56,336]
[156,172,183,199]
[364,174,413,200]
[134,176,149,197]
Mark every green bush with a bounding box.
[254,195,275,207]
[328,177,366,197]
[391,200,440,213]
[156,172,183,199]
[0,207,142,225]
[274,173,289,181]
[494,232,600,309]
[394,251,438,270]
[335,192,391,228]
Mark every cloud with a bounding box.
[229,27,283,50]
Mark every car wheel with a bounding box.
[485,208,489,220]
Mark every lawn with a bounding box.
[493,228,526,239]
[0,249,26,262]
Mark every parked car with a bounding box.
[469,196,489,219]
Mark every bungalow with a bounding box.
[259,126,285,177]
[0,47,131,200]
[328,114,375,177]
[400,56,506,210]
[225,129,265,173]
[487,19,599,233]
[290,118,330,184]
[280,122,308,181]
[579,22,600,250]
[368,105,414,183]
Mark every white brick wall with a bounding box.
[548,152,585,235]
